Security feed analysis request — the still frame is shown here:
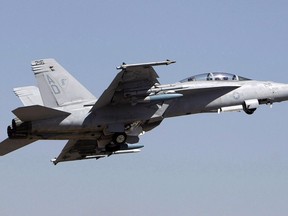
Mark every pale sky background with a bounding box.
[0,1,288,215]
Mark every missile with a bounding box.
[117,59,176,70]
[141,93,183,103]
[114,149,142,155]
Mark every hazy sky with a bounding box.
[1,1,288,215]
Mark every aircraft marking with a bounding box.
[46,75,61,94]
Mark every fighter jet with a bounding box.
[1,59,288,164]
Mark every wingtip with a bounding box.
[166,59,176,65]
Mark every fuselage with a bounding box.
[9,72,288,142]
[165,80,288,117]
[5,60,288,164]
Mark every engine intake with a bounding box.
[243,99,259,115]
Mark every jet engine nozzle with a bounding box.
[7,118,32,139]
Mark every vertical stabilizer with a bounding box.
[14,86,44,106]
[31,59,96,107]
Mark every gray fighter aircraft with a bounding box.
[1,59,288,164]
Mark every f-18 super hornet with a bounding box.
[1,59,288,164]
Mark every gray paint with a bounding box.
[1,59,288,164]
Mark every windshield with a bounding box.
[180,72,250,83]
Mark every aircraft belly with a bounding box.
[85,104,160,125]
[29,112,102,139]
[30,119,102,140]
[27,104,159,139]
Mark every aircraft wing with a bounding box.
[52,139,143,165]
[0,138,38,156]
[90,60,175,111]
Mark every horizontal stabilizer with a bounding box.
[12,105,70,122]
[0,138,37,156]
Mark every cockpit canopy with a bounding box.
[180,72,250,83]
